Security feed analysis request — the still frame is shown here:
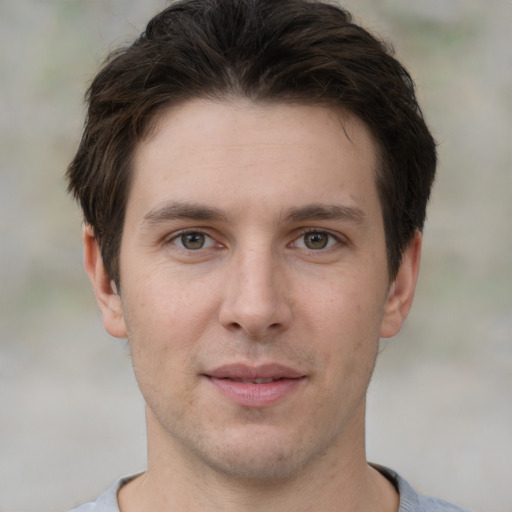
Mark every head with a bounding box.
[69,1,436,487]
[67,0,436,287]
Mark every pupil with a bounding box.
[305,232,328,249]
[182,233,204,249]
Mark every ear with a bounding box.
[83,224,127,339]
[380,230,422,339]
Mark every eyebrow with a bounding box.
[140,201,230,227]
[139,201,367,229]
[283,204,368,225]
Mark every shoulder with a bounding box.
[372,464,472,512]
[67,474,139,512]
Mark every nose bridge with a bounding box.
[219,239,290,337]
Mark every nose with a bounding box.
[218,245,292,339]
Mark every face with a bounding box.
[86,99,420,482]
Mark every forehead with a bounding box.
[129,99,380,222]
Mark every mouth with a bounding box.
[206,363,305,380]
[227,377,284,384]
[204,363,306,407]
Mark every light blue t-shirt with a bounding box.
[69,465,471,511]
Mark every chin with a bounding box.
[207,449,306,483]
[195,425,327,483]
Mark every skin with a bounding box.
[84,99,421,511]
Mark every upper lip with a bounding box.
[205,363,305,380]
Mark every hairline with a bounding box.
[114,94,396,284]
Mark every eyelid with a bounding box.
[291,228,345,250]
[162,227,346,251]
[166,228,217,249]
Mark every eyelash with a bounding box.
[165,228,344,252]
[291,229,343,251]
[166,229,217,250]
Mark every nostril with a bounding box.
[219,293,292,337]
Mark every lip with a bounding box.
[204,363,306,408]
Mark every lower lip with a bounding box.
[207,377,304,408]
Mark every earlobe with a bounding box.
[83,225,127,339]
[380,230,422,339]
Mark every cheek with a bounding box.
[307,280,386,375]
[122,294,202,420]
[123,262,216,329]
[312,277,386,334]
[120,272,217,382]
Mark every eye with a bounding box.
[294,231,338,250]
[171,231,215,250]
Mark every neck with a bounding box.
[118,404,398,512]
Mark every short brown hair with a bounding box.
[67,0,437,284]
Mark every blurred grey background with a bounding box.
[1,1,511,511]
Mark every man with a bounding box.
[67,1,469,510]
